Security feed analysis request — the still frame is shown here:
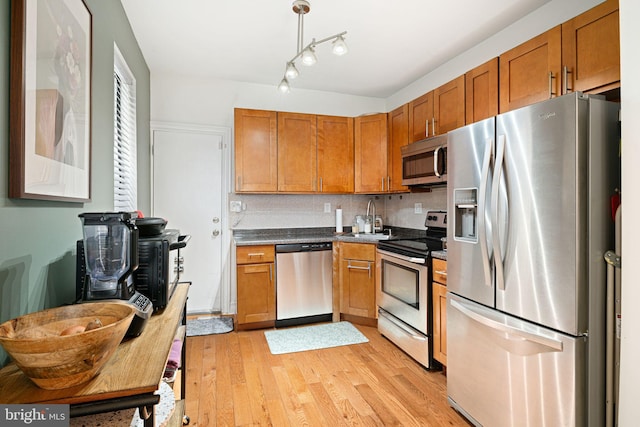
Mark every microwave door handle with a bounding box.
[434,146,442,178]
[478,137,493,288]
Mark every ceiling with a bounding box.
[120,0,552,99]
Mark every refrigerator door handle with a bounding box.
[478,137,493,288]
[492,135,506,291]
[451,299,563,352]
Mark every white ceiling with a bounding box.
[120,0,552,99]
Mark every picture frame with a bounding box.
[9,0,92,202]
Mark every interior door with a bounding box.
[152,127,223,313]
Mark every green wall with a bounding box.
[0,0,150,365]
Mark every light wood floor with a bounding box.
[184,322,471,426]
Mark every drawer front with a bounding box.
[237,245,275,264]
[432,258,447,285]
[341,242,376,261]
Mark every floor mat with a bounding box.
[186,316,234,336]
[264,321,368,354]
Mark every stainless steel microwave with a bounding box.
[401,134,447,186]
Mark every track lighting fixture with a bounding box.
[278,0,348,92]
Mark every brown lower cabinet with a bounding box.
[236,245,276,329]
[432,258,447,366]
[338,242,377,325]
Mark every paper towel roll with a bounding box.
[336,208,343,232]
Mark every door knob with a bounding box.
[212,217,220,223]
[212,229,220,237]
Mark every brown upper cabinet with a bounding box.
[408,91,434,143]
[465,58,499,124]
[235,108,278,192]
[500,0,619,112]
[433,75,466,134]
[354,113,389,193]
[277,112,317,192]
[408,75,465,142]
[561,0,619,95]
[235,109,354,194]
[317,115,355,193]
[500,26,562,113]
[387,104,409,193]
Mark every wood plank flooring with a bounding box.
[184,323,471,426]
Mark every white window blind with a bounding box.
[113,45,137,212]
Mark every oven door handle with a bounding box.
[377,249,426,264]
[170,234,191,250]
[379,309,427,342]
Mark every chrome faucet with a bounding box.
[366,199,376,233]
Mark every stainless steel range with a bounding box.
[376,210,446,369]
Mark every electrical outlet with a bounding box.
[230,201,242,212]
[324,202,331,213]
[414,203,423,214]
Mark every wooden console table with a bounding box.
[0,282,190,427]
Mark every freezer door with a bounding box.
[494,93,589,335]
[447,118,495,307]
[447,293,586,427]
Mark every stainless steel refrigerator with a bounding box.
[446,92,619,427]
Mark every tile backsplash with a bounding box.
[229,187,447,230]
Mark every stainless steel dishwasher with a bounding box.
[275,242,333,327]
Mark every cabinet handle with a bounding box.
[548,71,556,98]
[432,118,436,136]
[387,176,391,192]
[425,119,429,138]
[270,264,273,282]
[248,252,265,257]
[434,270,447,276]
[381,177,385,192]
[562,66,572,95]
[348,261,372,278]
[319,177,323,192]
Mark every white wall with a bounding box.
[618,1,639,424]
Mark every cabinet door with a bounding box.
[432,282,447,366]
[317,115,354,193]
[561,0,619,94]
[234,109,277,192]
[354,113,388,193]
[277,112,317,192]
[237,263,275,324]
[434,75,465,135]
[408,91,434,142]
[499,26,562,113]
[387,105,409,192]
[340,258,376,318]
[465,58,499,124]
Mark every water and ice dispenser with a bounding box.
[454,188,478,241]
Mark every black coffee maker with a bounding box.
[77,212,153,336]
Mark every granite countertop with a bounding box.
[233,226,427,246]
[430,250,448,261]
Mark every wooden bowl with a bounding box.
[0,302,135,390]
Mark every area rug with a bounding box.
[186,316,234,336]
[264,321,369,355]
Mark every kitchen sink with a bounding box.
[342,232,391,240]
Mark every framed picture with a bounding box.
[9,0,92,202]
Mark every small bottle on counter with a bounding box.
[364,217,373,233]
